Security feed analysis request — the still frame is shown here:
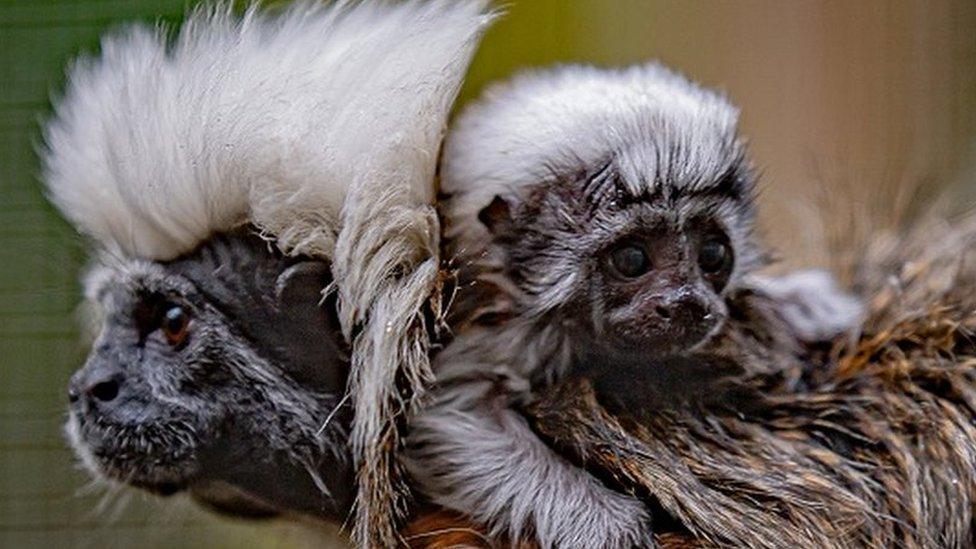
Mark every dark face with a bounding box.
[597,218,733,352]
[480,160,756,359]
[66,231,354,520]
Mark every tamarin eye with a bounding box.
[698,239,732,274]
[610,244,650,278]
[161,305,191,346]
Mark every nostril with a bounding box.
[90,380,120,402]
[655,305,672,320]
[68,387,80,403]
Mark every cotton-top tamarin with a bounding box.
[43,1,491,545]
[406,64,862,547]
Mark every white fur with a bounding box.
[747,270,865,342]
[43,2,494,545]
[406,383,651,548]
[44,0,489,262]
[441,63,741,258]
[407,337,653,548]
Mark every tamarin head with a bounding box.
[442,63,762,359]
[66,230,353,518]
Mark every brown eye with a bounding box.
[698,239,732,274]
[161,305,190,346]
[610,244,650,278]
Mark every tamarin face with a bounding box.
[65,230,353,519]
[442,64,765,362]
[480,156,757,359]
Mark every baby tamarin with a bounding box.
[406,64,862,547]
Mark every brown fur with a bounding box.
[406,178,976,547]
[520,205,976,547]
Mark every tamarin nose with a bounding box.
[89,378,121,402]
[655,294,707,324]
[69,368,124,404]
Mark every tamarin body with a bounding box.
[406,64,861,547]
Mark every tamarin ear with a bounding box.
[478,194,514,235]
[275,260,332,307]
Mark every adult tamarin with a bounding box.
[405,64,861,547]
[43,1,491,545]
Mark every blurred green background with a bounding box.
[1,1,973,547]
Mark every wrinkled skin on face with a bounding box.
[65,230,354,520]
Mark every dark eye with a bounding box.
[610,244,650,278]
[161,304,191,346]
[698,239,732,275]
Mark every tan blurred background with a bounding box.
[1,1,974,547]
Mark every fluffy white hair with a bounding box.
[43,1,493,545]
[440,63,742,256]
[44,0,488,262]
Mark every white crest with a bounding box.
[441,63,741,257]
[44,0,491,262]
